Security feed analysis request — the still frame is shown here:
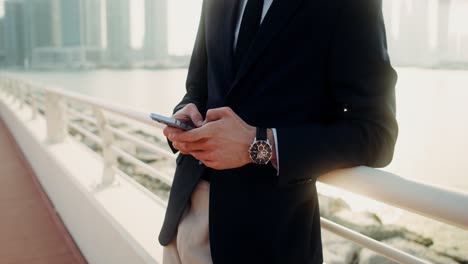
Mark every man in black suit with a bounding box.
[159,0,398,263]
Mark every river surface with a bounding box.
[3,67,468,194]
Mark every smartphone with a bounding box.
[150,113,194,131]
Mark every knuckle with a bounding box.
[179,142,186,150]
[222,107,232,115]
[190,104,199,113]
[207,152,215,161]
[212,163,221,170]
[188,103,196,109]
[203,122,213,130]
[204,141,214,149]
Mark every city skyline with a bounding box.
[0,0,174,68]
[0,0,201,56]
[1,0,468,68]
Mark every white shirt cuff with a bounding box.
[271,128,280,176]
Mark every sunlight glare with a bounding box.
[449,0,468,34]
[130,0,145,49]
[317,182,403,224]
[168,0,203,55]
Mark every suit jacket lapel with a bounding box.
[225,0,305,99]
[223,0,240,85]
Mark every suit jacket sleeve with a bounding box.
[276,0,398,186]
[173,2,208,115]
[167,1,209,153]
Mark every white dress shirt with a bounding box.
[234,0,275,49]
[233,0,280,174]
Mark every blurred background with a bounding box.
[0,0,467,263]
[0,0,468,68]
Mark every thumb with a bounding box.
[190,111,203,127]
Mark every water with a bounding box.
[3,67,468,193]
[5,69,188,116]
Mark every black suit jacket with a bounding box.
[159,0,398,263]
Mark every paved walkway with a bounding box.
[0,118,87,264]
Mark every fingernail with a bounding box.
[197,121,203,127]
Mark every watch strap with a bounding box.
[256,127,267,141]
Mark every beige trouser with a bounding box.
[163,180,213,264]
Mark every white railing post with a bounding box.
[0,78,4,95]
[45,91,68,144]
[13,80,20,103]
[19,81,25,109]
[30,87,38,120]
[93,106,117,188]
[0,79,5,97]
[6,78,13,100]
[10,79,16,100]
[3,79,7,96]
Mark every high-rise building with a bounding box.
[60,0,83,46]
[144,0,168,62]
[26,0,103,68]
[83,0,101,48]
[60,0,102,47]
[4,0,58,67]
[4,0,27,67]
[0,17,6,66]
[55,0,102,47]
[25,0,54,48]
[22,0,54,67]
[50,0,62,47]
[0,17,5,50]
[106,0,131,64]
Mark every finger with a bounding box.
[163,126,186,138]
[189,110,203,127]
[173,141,210,153]
[172,142,189,154]
[173,104,203,127]
[170,125,213,142]
[204,107,232,123]
[202,160,222,170]
[191,150,215,163]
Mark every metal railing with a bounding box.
[1,76,467,264]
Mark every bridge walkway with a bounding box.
[0,118,87,264]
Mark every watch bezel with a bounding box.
[249,138,273,165]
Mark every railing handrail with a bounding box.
[320,166,468,230]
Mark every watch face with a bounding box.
[249,140,273,165]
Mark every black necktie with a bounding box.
[233,0,265,73]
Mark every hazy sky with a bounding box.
[130,0,202,55]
